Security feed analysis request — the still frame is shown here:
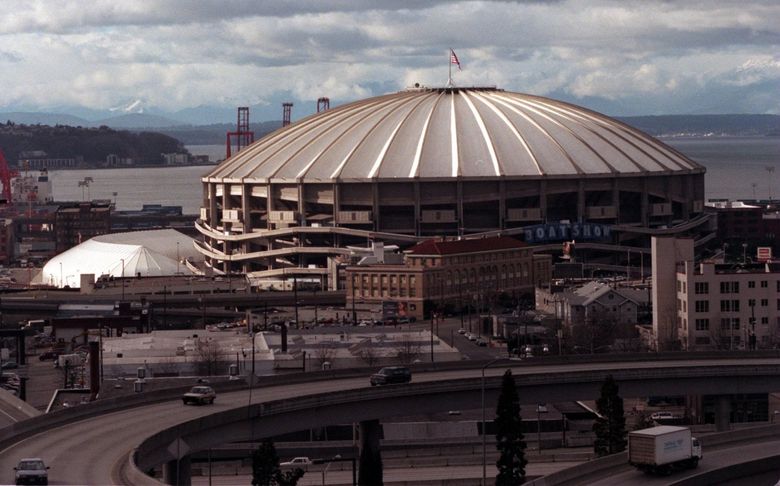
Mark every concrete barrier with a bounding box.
[670,453,780,486]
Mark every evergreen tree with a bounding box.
[251,439,304,486]
[494,369,527,485]
[593,375,627,456]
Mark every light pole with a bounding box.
[536,403,548,453]
[120,258,125,301]
[482,357,504,486]
[59,262,63,288]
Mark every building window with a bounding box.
[720,300,740,312]
[695,301,709,313]
[748,298,756,307]
[695,282,709,294]
[695,336,711,345]
[762,317,769,325]
[720,281,739,294]
[761,299,768,307]
[748,281,755,288]
[761,280,768,288]
[695,318,709,331]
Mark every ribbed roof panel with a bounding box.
[204,87,704,182]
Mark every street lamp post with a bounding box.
[120,258,125,301]
[536,403,548,453]
[482,357,504,486]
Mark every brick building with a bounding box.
[55,201,112,252]
[346,236,547,320]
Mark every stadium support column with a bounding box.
[612,179,620,223]
[641,178,649,227]
[333,183,341,253]
[714,395,731,431]
[242,183,252,273]
[499,181,506,230]
[577,180,585,222]
[539,180,548,222]
[372,182,380,232]
[163,455,191,486]
[414,182,421,236]
[457,181,464,236]
[358,419,382,485]
[298,182,306,227]
[683,175,693,220]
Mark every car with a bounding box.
[467,334,478,342]
[457,328,467,335]
[650,411,675,421]
[1,362,19,370]
[398,317,410,324]
[182,386,216,405]
[475,338,488,347]
[38,351,58,361]
[14,457,49,485]
[370,366,412,386]
[280,457,312,470]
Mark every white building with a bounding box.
[676,260,780,350]
[653,235,780,351]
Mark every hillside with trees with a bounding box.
[0,122,188,167]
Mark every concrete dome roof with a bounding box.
[206,87,703,183]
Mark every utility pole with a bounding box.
[293,275,300,329]
[351,278,357,324]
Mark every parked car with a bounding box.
[650,411,675,421]
[370,366,412,386]
[1,362,18,370]
[38,352,58,361]
[457,328,467,335]
[467,334,478,342]
[475,338,488,347]
[280,457,311,470]
[14,457,49,485]
[182,386,216,405]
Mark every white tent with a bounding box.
[42,229,200,288]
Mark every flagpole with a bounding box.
[448,49,452,87]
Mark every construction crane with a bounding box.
[0,148,19,203]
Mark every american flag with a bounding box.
[450,49,461,71]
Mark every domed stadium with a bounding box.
[196,86,710,287]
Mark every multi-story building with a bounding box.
[676,260,780,351]
[55,201,112,252]
[346,236,544,320]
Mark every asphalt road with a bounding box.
[582,436,780,486]
[191,462,583,485]
[2,359,780,485]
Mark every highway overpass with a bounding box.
[2,355,780,485]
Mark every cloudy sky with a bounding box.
[0,0,778,121]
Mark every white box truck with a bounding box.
[628,425,701,475]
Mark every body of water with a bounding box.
[46,139,779,214]
[665,137,780,200]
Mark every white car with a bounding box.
[650,411,675,420]
[280,457,312,470]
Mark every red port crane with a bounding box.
[0,148,18,202]
[225,107,255,159]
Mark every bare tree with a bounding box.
[394,334,421,365]
[314,341,337,369]
[194,337,223,376]
[357,340,381,367]
[154,357,180,377]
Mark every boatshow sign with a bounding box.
[523,222,612,243]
